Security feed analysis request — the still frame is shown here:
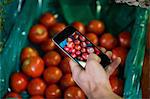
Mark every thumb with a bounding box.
[69,60,82,82]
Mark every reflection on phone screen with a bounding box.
[59,31,101,68]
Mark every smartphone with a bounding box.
[52,26,111,68]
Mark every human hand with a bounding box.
[69,52,122,99]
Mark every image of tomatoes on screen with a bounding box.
[59,31,101,68]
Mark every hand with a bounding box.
[69,52,122,99]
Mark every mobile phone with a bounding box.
[52,26,111,68]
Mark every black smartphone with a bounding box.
[52,26,111,68]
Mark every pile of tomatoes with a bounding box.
[4,12,131,98]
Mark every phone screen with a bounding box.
[53,26,111,68]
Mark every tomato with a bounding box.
[60,57,71,74]
[119,32,131,48]
[4,92,21,99]
[43,51,61,66]
[43,66,62,84]
[99,33,117,50]
[109,76,124,96]
[27,78,46,96]
[112,47,128,66]
[30,95,44,99]
[22,56,44,78]
[29,24,48,44]
[45,84,62,98]
[64,86,86,99]
[20,47,39,62]
[10,72,28,93]
[40,38,56,52]
[40,12,56,28]
[71,21,85,34]
[60,74,75,90]
[87,20,105,35]
[49,23,66,37]
[86,33,98,45]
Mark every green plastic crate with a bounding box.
[0,0,149,98]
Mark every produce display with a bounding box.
[4,12,131,98]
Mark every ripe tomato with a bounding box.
[64,86,86,99]
[60,74,75,90]
[99,33,117,50]
[40,12,56,28]
[43,66,62,84]
[45,84,62,98]
[40,38,56,52]
[112,47,128,66]
[30,95,44,99]
[20,47,39,62]
[4,92,21,99]
[49,23,66,37]
[60,57,71,74]
[22,56,44,78]
[43,51,61,66]
[109,76,124,96]
[29,24,48,44]
[71,21,85,34]
[86,33,98,45]
[119,32,131,48]
[10,72,28,93]
[27,78,46,96]
[87,20,105,35]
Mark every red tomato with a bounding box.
[20,47,39,62]
[4,92,21,99]
[40,12,56,28]
[43,51,61,66]
[60,57,71,74]
[29,24,48,44]
[99,33,117,50]
[40,38,56,52]
[64,86,86,99]
[109,76,124,96]
[49,23,66,37]
[87,20,105,35]
[22,56,44,78]
[30,95,44,99]
[43,66,62,84]
[60,74,75,90]
[45,84,62,98]
[86,33,98,45]
[119,32,131,48]
[27,78,46,96]
[112,47,128,66]
[10,72,28,93]
[71,21,85,34]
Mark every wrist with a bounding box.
[87,86,122,99]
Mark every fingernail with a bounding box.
[117,57,121,62]
[107,51,112,56]
[94,54,100,61]
[109,51,112,55]
[100,47,106,53]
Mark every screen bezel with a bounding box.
[52,26,111,68]
[53,26,76,44]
